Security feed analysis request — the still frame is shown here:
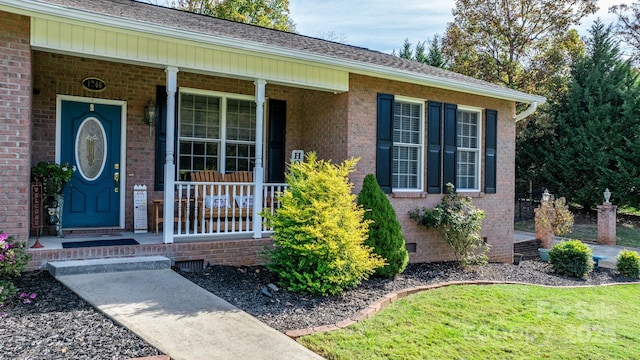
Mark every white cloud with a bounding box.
[290,0,621,53]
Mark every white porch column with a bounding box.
[253,79,266,239]
[163,66,179,244]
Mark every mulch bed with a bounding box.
[1,260,637,358]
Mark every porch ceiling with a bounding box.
[28,17,349,93]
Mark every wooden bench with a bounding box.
[190,170,254,232]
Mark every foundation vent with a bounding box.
[175,259,205,272]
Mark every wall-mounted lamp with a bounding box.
[144,99,156,138]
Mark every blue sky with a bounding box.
[289,0,621,54]
[149,1,621,54]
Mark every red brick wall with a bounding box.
[299,91,349,163]
[0,11,31,242]
[26,238,273,271]
[346,74,516,263]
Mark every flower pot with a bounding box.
[538,248,550,262]
[513,253,523,265]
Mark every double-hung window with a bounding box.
[456,106,482,191]
[392,98,424,190]
[178,89,256,178]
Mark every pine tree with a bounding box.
[541,21,640,208]
[425,35,447,68]
[357,174,409,278]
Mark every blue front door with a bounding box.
[60,100,122,228]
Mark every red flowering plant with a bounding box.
[0,230,30,307]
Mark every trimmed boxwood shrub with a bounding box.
[262,153,384,296]
[616,249,640,278]
[357,174,409,278]
[549,240,593,278]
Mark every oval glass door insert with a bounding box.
[75,117,107,181]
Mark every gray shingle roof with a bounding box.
[29,0,544,103]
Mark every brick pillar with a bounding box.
[597,203,617,246]
[0,11,32,243]
[534,207,554,248]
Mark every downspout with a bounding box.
[514,101,538,122]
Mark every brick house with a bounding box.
[0,0,545,270]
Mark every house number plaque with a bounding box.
[82,77,107,92]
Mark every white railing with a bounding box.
[172,181,287,238]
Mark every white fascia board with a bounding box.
[1,0,546,105]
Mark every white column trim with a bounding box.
[163,66,179,244]
[253,79,266,239]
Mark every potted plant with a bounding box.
[31,161,75,196]
[31,161,75,236]
[535,194,573,261]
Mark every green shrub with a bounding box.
[616,249,640,278]
[357,174,409,278]
[409,183,488,266]
[549,240,593,278]
[262,153,384,296]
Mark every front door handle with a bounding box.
[114,172,120,192]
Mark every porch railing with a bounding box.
[172,181,288,238]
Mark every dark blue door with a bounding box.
[60,100,121,228]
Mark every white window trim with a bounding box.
[178,88,256,174]
[392,95,425,193]
[456,105,483,192]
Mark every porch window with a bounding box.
[178,90,256,179]
[456,107,482,191]
[392,99,423,190]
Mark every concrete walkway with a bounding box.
[56,269,324,360]
[513,230,640,269]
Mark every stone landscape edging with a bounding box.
[284,280,640,339]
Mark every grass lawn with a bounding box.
[299,284,640,360]
[514,219,640,248]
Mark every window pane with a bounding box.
[392,101,422,190]
[178,140,219,173]
[179,92,258,175]
[455,109,481,190]
[226,99,256,141]
[225,143,255,172]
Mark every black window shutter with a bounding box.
[154,86,178,191]
[427,101,442,194]
[376,93,394,193]
[484,109,498,194]
[442,103,457,190]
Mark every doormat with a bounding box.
[61,238,139,249]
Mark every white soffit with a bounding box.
[29,17,349,93]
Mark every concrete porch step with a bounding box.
[47,256,171,277]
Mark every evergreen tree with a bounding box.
[357,174,409,278]
[396,38,413,60]
[425,35,447,68]
[541,21,640,209]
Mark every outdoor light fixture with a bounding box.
[604,188,611,204]
[144,99,156,138]
[542,189,551,202]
